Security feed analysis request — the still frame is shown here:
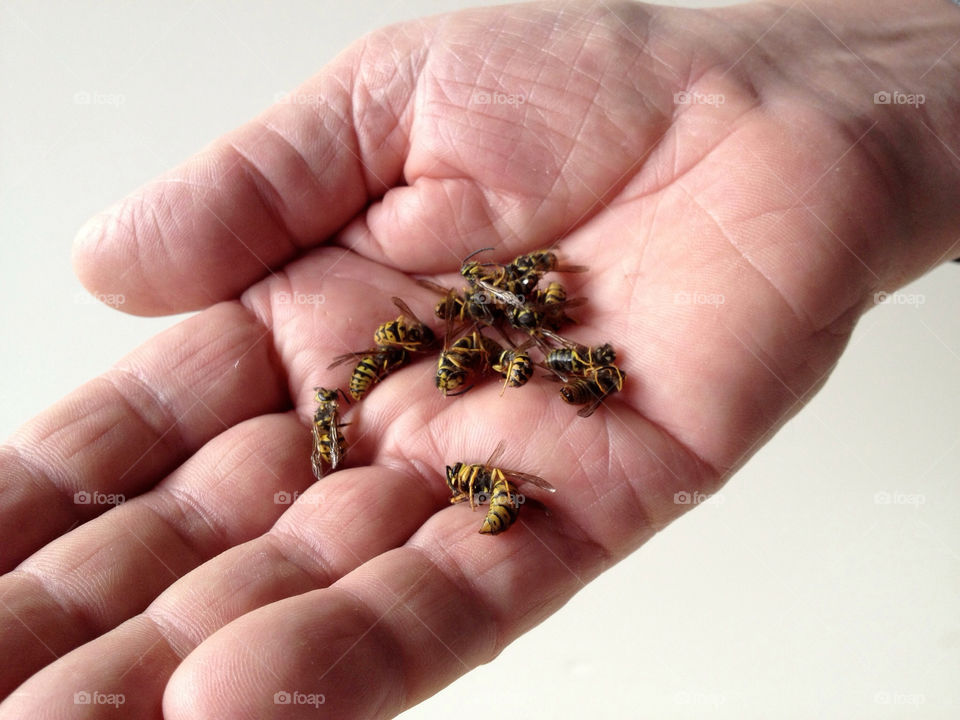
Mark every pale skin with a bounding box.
[2,0,959,717]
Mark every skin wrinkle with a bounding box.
[143,604,205,663]
[103,365,186,464]
[151,483,230,555]
[6,414,113,513]
[138,190,205,314]
[0,447,72,527]
[687,185,819,334]
[119,501,207,579]
[312,583,410,715]
[9,568,104,646]
[244,119,323,236]
[400,543,501,663]
[350,35,408,196]
[261,526,339,591]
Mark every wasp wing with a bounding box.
[327,421,343,471]
[310,424,326,480]
[502,470,556,493]
[327,349,381,370]
[391,296,424,326]
[482,439,506,469]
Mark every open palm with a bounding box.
[3,1,959,717]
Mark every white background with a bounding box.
[1,1,958,718]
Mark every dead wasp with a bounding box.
[505,249,588,286]
[543,341,617,376]
[558,364,626,418]
[505,286,585,334]
[416,279,499,327]
[373,297,437,351]
[490,338,535,394]
[328,347,409,401]
[435,327,502,396]
[310,387,350,479]
[446,440,556,535]
[458,247,534,312]
[327,297,435,401]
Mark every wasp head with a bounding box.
[595,344,616,366]
[313,387,339,404]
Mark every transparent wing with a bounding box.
[310,424,325,480]
[327,349,381,370]
[483,439,506,468]
[502,470,557,493]
[477,278,526,309]
[391,296,425,326]
[328,421,342,470]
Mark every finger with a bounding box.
[156,416,714,719]
[0,413,312,701]
[71,23,422,316]
[0,302,286,572]
[0,463,443,719]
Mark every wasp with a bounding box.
[504,286,584,334]
[435,328,502,396]
[505,249,588,284]
[458,246,505,287]
[458,247,536,314]
[558,364,626,418]
[490,339,534,394]
[446,440,556,535]
[544,341,617,376]
[416,279,499,327]
[328,347,409,401]
[328,297,435,400]
[310,387,349,479]
[373,297,437,351]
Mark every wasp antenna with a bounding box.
[461,246,495,263]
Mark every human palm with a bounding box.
[3,1,959,717]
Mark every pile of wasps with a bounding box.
[310,248,625,535]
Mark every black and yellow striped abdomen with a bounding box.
[479,470,521,535]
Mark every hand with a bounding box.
[3,1,959,717]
